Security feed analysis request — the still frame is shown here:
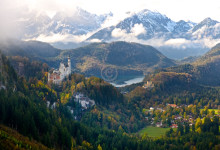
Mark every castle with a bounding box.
[48,56,71,84]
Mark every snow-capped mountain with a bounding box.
[173,20,196,34]
[50,8,112,35]
[87,9,197,41]
[17,7,112,39]
[191,18,220,39]
[14,8,220,59]
[18,8,219,46]
[136,9,176,33]
[86,9,220,59]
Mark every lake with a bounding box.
[111,76,145,87]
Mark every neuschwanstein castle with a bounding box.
[48,56,71,84]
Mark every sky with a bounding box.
[1,0,218,22]
[78,0,220,22]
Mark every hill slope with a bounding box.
[148,43,220,86]
[61,41,176,83]
[192,43,220,85]
[0,40,61,59]
[0,51,17,90]
[0,125,50,150]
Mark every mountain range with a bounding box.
[88,10,220,41]
[87,10,220,59]
[17,7,112,41]
[88,9,196,41]
[16,8,220,59]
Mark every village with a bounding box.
[144,103,220,129]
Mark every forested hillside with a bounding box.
[1,49,219,149]
[145,43,220,86]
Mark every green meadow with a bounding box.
[139,126,171,137]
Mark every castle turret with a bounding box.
[59,62,65,80]
[68,55,71,75]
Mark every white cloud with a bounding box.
[111,24,146,40]
[130,24,146,36]
[111,28,127,38]
[62,0,220,23]
[163,38,220,49]
[2,0,220,23]
[29,33,70,43]
[165,38,189,46]
[27,31,95,43]
[101,12,133,28]
[199,38,220,48]
[88,39,102,43]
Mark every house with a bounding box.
[73,93,95,109]
[46,101,50,108]
[188,104,194,108]
[170,124,178,128]
[150,107,154,111]
[143,81,154,89]
[46,101,57,109]
[177,116,182,120]
[51,102,57,109]
[156,122,163,127]
[48,56,71,84]
[167,104,178,108]
[0,85,6,90]
[67,106,74,114]
[157,108,164,112]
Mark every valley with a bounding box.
[0,1,220,149]
[0,40,220,149]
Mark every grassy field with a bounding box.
[138,126,171,137]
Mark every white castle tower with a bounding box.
[67,55,71,75]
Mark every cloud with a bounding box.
[88,39,102,43]
[24,0,79,17]
[111,28,127,38]
[101,12,133,28]
[111,23,146,39]
[0,0,80,40]
[131,24,146,36]
[165,38,189,46]
[199,38,220,48]
[110,27,220,50]
[163,38,220,49]
[27,30,98,43]
[29,33,70,43]
[0,1,24,40]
